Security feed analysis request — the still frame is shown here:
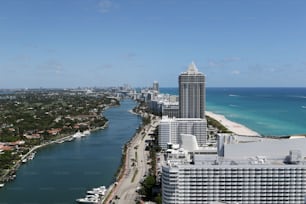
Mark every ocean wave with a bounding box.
[256,94,273,97]
[291,95,306,99]
[229,104,239,107]
[229,94,240,97]
[302,106,306,109]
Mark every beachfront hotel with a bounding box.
[179,62,205,119]
[160,62,306,204]
[161,134,306,204]
[159,117,207,149]
[159,62,207,149]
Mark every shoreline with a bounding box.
[206,111,260,136]
[102,108,140,203]
[0,118,110,186]
[102,106,152,204]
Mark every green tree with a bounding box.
[140,175,156,198]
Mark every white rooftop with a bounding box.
[187,61,199,73]
[181,61,204,75]
[163,136,306,168]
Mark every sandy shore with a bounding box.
[206,111,260,136]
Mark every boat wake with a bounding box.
[229,94,240,97]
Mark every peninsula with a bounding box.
[0,88,119,184]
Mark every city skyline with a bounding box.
[1,0,306,88]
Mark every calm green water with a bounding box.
[0,99,141,204]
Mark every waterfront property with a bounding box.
[179,62,205,119]
[159,116,207,149]
[0,99,141,204]
[158,64,306,204]
[162,134,306,204]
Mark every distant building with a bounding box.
[145,93,179,117]
[162,102,179,118]
[153,81,159,92]
[148,100,163,116]
[179,62,205,119]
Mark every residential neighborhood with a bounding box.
[0,88,120,183]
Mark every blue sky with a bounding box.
[1,0,306,88]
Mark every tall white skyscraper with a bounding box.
[179,62,205,118]
[158,62,207,149]
[153,81,159,92]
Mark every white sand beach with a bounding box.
[206,111,260,136]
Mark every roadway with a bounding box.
[104,114,159,204]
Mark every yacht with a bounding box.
[66,137,74,142]
[28,152,36,160]
[56,140,65,144]
[76,186,106,203]
[73,131,85,138]
[0,183,4,188]
[87,186,106,195]
[76,195,99,204]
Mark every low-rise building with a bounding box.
[159,117,207,149]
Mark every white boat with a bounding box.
[73,131,85,138]
[76,198,98,204]
[66,137,74,142]
[22,158,27,163]
[87,189,105,195]
[76,195,99,204]
[83,130,91,135]
[0,183,4,188]
[87,186,106,195]
[28,152,36,160]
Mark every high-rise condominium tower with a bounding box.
[153,81,159,92]
[179,62,205,118]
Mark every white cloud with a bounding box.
[98,64,113,70]
[98,0,116,13]
[222,57,241,63]
[248,63,291,74]
[12,55,31,63]
[205,57,241,68]
[38,60,62,75]
[207,60,222,68]
[122,52,136,61]
[231,70,240,75]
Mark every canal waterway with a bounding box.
[0,99,141,204]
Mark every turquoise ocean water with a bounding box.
[160,87,306,136]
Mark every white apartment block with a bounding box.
[159,117,207,149]
[162,135,306,204]
[162,102,179,118]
